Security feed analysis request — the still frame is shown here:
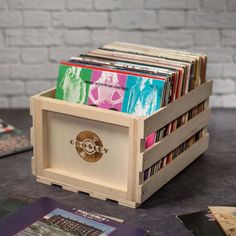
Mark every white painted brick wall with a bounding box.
[0,65,10,79]
[94,0,144,10]
[110,10,158,30]
[193,30,220,47]
[202,0,227,12]
[21,48,48,63]
[0,48,20,63]
[0,0,7,10]
[0,97,9,108]
[91,30,143,47]
[222,31,236,46]
[0,81,24,95]
[228,0,236,12]
[213,79,234,94]
[0,0,235,108]
[64,30,91,46]
[159,10,186,28]
[0,32,3,46]
[0,12,22,28]
[145,0,200,10]
[66,0,93,11]
[6,29,64,46]
[8,0,65,11]
[54,12,109,28]
[25,81,52,95]
[23,11,50,28]
[49,47,90,62]
[143,30,194,48]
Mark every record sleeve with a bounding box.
[177,209,225,236]
[0,126,32,158]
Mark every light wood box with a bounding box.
[30,81,212,208]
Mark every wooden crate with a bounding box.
[30,80,212,208]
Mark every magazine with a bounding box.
[0,197,148,236]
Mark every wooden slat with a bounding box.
[137,133,209,203]
[37,175,138,208]
[33,98,50,175]
[30,127,34,146]
[31,156,36,176]
[30,94,38,116]
[139,81,212,138]
[127,119,137,201]
[36,87,56,97]
[138,108,211,171]
[33,99,44,175]
[39,96,134,128]
[40,87,56,98]
[41,168,127,199]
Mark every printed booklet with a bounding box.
[0,197,148,236]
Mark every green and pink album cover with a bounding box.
[56,62,165,116]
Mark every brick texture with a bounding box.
[94,0,144,10]
[0,0,235,108]
[110,10,158,30]
[21,48,48,63]
[23,11,50,28]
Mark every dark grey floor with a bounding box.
[0,109,235,236]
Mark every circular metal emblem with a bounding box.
[70,131,108,163]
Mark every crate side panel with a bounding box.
[46,111,130,191]
[140,108,211,171]
[142,81,212,137]
[138,133,209,203]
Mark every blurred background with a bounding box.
[0,0,235,108]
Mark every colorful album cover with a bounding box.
[56,62,165,117]
[0,119,14,133]
[122,75,164,116]
[0,197,148,236]
[177,209,225,236]
[16,208,116,236]
[56,64,92,105]
[209,206,236,236]
[0,128,32,158]
[87,70,127,112]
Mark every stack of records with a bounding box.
[55,41,208,180]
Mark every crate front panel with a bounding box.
[44,111,130,191]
